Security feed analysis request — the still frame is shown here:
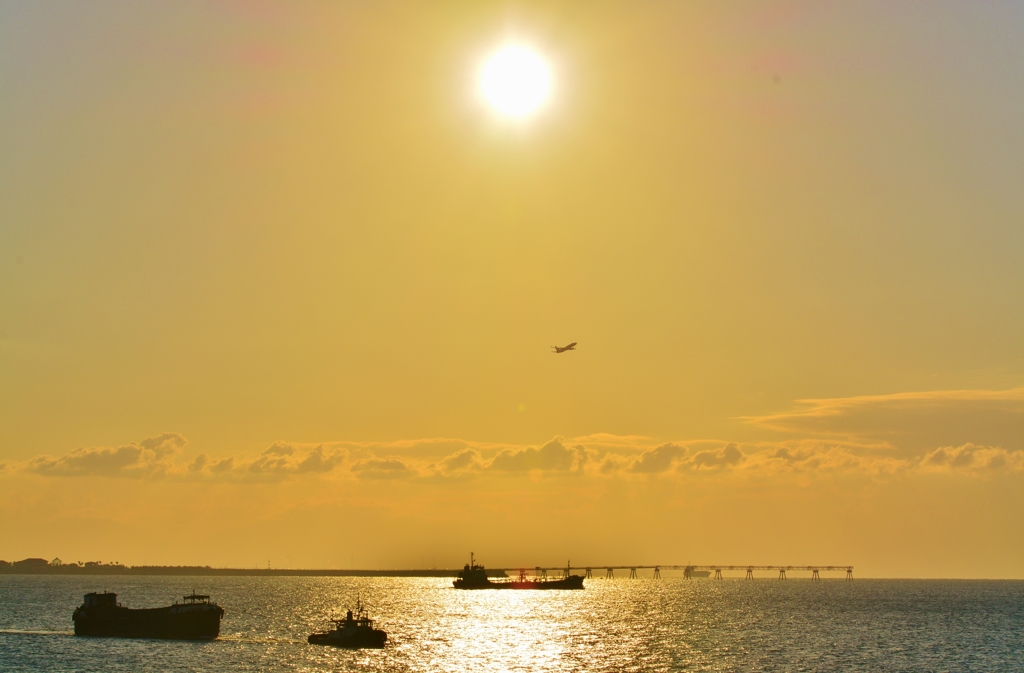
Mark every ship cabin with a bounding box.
[182,591,212,605]
[458,552,490,582]
[83,592,118,608]
[334,611,372,629]
[332,599,375,631]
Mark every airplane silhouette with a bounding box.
[551,342,577,353]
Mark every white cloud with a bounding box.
[687,443,743,470]
[630,443,687,473]
[920,443,1024,473]
[350,457,415,480]
[487,437,588,473]
[25,433,186,478]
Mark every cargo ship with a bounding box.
[453,554,584,590]
[307,597,387,648]
[73,591,224,639]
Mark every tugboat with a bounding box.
[307,598,387,649]
[73,591,224,639]
[453,553,585,590]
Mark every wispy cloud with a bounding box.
[743,387,1024,453]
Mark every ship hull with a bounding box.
[454,575,585,590]
[73,605,223,640]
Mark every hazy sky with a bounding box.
[2,1,1023,577]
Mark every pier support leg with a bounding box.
[684,566,692,580]
[745,568,753,580]
[811,569,820,581]
[653,567,661,579]
[629,568,637,579]
[778,569,787,580]
[714,569,722,580]
[585,568,592,579]
[606,568,614,579]
[846,568,853,581]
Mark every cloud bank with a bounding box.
[10,388,1023,484]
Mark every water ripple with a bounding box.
[1,576,1022,672]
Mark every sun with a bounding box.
[478,45,552,119]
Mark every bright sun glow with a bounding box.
[478,45,552,118]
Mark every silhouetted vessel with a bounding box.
[73,591,224,639]
[453,554,585,590]
[307,598,387,648]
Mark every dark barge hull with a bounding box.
[74,605,223,639]
[454,575,585,590]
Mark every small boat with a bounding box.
[72,591,224,640]
[453,553,585,590]
[307,598,387,649]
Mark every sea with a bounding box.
[0,575,1021,672]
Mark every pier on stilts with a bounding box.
[493,564,854,580]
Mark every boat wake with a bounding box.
[0,629,307,645]
[218,634,307,645]
[0,629,75,636]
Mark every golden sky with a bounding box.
[2,1,1023,577]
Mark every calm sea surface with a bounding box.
[0,576,1021,672]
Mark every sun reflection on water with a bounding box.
[1,575,1021,672]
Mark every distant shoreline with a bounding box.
[0,566,505,578]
